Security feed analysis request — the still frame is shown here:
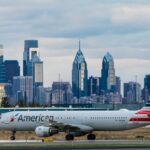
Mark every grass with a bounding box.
[0,127,150,140]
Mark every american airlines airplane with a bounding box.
[0,107,150,141]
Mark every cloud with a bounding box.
[0,0,150,88]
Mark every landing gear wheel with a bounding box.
[87,133,96,140]
[65,134,74,141]
[10,131,16,140]
[10,136,15,140]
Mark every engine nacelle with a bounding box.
[35,126,58,137]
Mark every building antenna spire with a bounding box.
[79,40,81,50]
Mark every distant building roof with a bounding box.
[103,52,113,62]
[31,53,41,62]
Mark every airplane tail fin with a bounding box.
[136,105,150,115]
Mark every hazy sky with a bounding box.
[1,0,150,88]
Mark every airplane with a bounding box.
[0,107,150,141]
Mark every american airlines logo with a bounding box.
[17,115,54,122]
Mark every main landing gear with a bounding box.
[65,134,74,141]
[87,133,96,140]
[10,131,16,140]
[65,133,96,141]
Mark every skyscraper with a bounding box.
[4,60,20,83]
[144,74,150,95]
[23,40,38,76]
[116,76,121,94]
[27,49,43,104]
[72,41,88,99]
[52,81,73,104]
[124,82,141,103]
[0,45,6,83]
[23,40,43,104]
[142,74,150,102]
[13,76,33,106]
[28,52,43,86]
[88,76,100,96]
[100,52,116,93]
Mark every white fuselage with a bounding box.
[0,109,149,132]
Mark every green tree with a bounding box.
[1,97,10,107]
[18,98,25,107]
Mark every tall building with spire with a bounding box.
[72,41,88,99]
[100,52,116,93]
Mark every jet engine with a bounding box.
[35,126,58,137]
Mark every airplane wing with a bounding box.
[49,121,93,132]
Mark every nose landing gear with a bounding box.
[10,131,16,140]
[87,133,96,140]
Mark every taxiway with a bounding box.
[0,139,150,150]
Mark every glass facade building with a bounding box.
[23,40,43,104]
[88,76,100,96]
[124,82,141,103]
[13,76,33,106]
[100,52,116,93]
[144,74,150,95]
[72,43,88,99]
[28,51,43,104]
[23,40,38,76]
[0,46,6,83]
[4,60,20,83]
[116,76,121,94]
[0,55,6,83]
[52,82,73,104]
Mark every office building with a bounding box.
[142,74,150,102]
[36,86,45,106]
[72,41,88,99]
[124,82,141,103]
[105,92,122,104]
[28,51,43,104]
[23,40,38,76]
[23,40,43,104]
[88,76,100,96]
[52,81,73,104]
[44,87,52,106]
[36,87,51,106]
[28,52,43,86]
[51,89,64,104]
[100,52,116,93]
[144,74,150,95]
[116,76,121,94]
[0,46,6,83]
[142,87,149,102]
[4,60,20,83]
[13,76,33,106]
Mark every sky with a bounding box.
[0,0,150,88]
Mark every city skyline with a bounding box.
[0,0,150,87]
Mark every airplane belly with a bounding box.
[90,119,128,131]
[18,123,35,131]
